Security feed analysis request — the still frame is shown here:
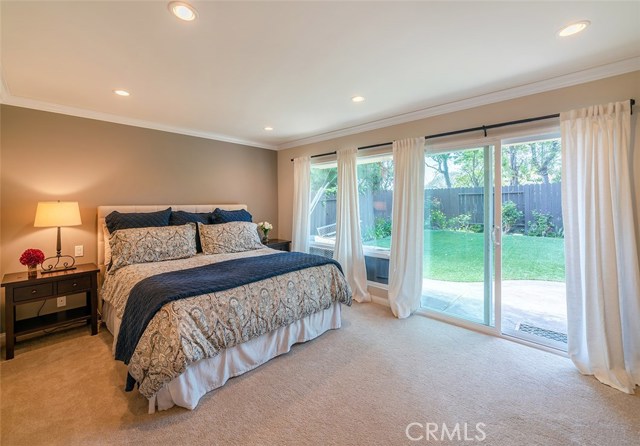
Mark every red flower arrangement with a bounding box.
[19,248,45,267]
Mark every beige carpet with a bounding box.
[1,303,639,446]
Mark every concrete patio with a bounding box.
[421,279,567,349]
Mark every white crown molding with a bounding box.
[276,57,640,150]
[0,94,278,150]
[2,58,638,152]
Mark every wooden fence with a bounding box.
[309,183,563,236]
[428,183,563,233]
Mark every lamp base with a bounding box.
[41,266,77,274]
[41,254,77,274]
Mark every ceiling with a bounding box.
[1,1,639,150]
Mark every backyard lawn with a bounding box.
[368,229,565,282]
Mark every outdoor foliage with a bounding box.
[448,213,472,232]
[363,217,392,242]
[357,160,394,192]
[452,150,484,188]
[425,154,453,188]
[503,140,561,186]
[426,139,562,189]
[425,197,448,229]
[527,210,559,237]
[425,196,474,231]
[501,200,523,234]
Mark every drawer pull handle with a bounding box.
[31,289,37,294]
[73,283,77,287]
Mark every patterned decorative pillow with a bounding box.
[212,208,252,224]
[198,222,264,254]
[169,211,213,252]
[109,223,197,272]
[105,208,172,234]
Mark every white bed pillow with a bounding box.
[109,223,197,272]
[198,221,264,254]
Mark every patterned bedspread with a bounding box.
[101,248,352,398]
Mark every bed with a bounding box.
[97,204,352,413]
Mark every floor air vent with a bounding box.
[517,323,567,344]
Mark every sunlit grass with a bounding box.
[368,230,565,282]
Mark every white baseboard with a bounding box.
[370,294,390,307]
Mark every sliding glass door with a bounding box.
[421,136,567,351]
[499,136,567,350]
[422,146,494,326]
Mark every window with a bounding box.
[308,154,394,284]
[358,155,394,250]
[309,162,337,248]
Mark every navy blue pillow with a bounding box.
[105,208,172,234]
[212,208,252,224]
[169,211,213,252]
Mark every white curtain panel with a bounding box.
[388,137,426,318]
[334,147,371,303]
[560,101,640,394]
[292,156,311,253]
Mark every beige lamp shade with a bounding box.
[34,201,82,227]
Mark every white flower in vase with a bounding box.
[257,221,273,242]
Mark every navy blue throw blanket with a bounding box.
[115,252,343,390]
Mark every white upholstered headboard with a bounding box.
[96,204,248,273]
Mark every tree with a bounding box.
[503,146,525,186]
[425,154,453,188]
[357,159,394,192]
[530,139,561,184]
[501,139,561,186]
[453,150,484,187]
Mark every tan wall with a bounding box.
[1,105,278,325]
[277,71,640,245]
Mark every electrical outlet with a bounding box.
[57,296,66,307]
[75,245,84,257]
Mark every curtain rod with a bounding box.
[290,98,635,161]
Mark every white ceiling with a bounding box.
[1,1,639,150]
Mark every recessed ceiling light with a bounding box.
[168,1,197,21]
[264,126,274,131]
[352,96,365,103]
[113,89,130,97]
[558,20,590,37]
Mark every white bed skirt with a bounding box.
[103,302,342,413]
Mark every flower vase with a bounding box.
[27,264,38,278]
[262,232,270,244]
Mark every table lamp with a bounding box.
[34,201,82,273]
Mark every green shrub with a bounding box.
[448,213,472,232]
[502,200,523,234]
[527,211,557,237]
[430,209,448,230]
[363,217,392,241]
[425,197,448,229]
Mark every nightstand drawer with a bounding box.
[14,283,54,302]
[58,276,91,294]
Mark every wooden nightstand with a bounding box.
[1,263,99,360]
[264,239,291,252]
